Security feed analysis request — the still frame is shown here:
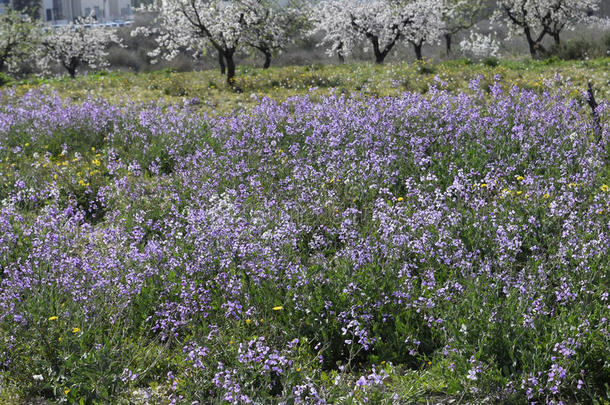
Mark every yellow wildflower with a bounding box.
[601,184,609,192]
[48,316,58,321]
[245,319,252,325]
[397,197,403,202]
[543,193,550,199]
[272,306,283,311]
[516,176,524,181]
[72,327,80,334]
[64,389,70,395]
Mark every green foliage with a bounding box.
[0,73,12,87]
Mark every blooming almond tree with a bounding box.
[132,0,259,86]
[38,16,122,78]
[0,8,41,73]
[312,0,442,64]
[440,0,485,55]
[312,0,409,64]
[401,0,443,60]
[241,0,305,69]
[495,0,603,58]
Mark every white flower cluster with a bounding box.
[459,31,501,60]
[37,15,123,77]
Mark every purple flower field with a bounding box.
[0,78,608,404]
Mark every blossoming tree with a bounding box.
[133,0,283,85]
[38,16,122,78]
[311,0,443,63]
[241,0,305,69]
[440,0,485,55]
[495,0,603,57]
[0,8,40,73]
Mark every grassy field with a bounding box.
[7,57,610,113]
[0,59,608,404]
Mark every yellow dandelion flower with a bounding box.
[72,327,80,334]
[516,176,524,181]
[516,191,523,195]
[229,340,233,345]
[296,367,301,372]
[543,193,550,199]
[601,184,609,192]
[25,142,30,147]
[272,306,283,311]
[260,318,264,323]
[397,197,403,202]
[48,316,58,321]
[480,183,488,188]
[64,389,70,395]
[245,319,251,325]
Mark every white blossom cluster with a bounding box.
[494,0,603,56]
[37,15,123,77]
[459,31,501,59]
[311,0,443,62]
[0,9,41,73]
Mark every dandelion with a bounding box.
[516,175,524,181]
[397,197,403,202]
[72,327,80,334]
[48,316,58,321]
[272,306,283,311]
[245,319,251,325]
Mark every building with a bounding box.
[41,0,131,24]
[0,0,130,23]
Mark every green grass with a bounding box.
[6,57,609,113]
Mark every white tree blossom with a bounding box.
[440,0,485,55]
[132,0,265,86]
[311,0,442,64]
[494,0,604,57]
[459,30,501,60]
[241,0,306,68]
[38,16,122,78]
[401,0,443,60]
[0,8,41,73]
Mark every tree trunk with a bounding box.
[225,51,236,87]
[371,37,387,64]
[66,58,79,79]
[552,32,560,45]
[413,43,423,60]
[337,42,345,63]
[523,26,545,58]
[263,50,271,69]
[444,33,452,56]
[218,51,226,75]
